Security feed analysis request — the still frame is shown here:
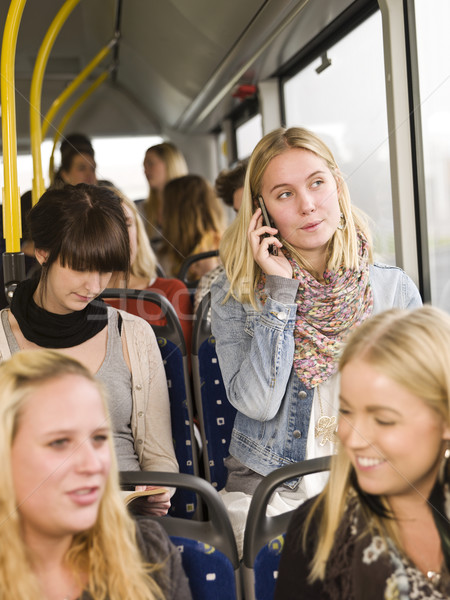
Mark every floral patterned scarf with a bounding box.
[257,231,373,389]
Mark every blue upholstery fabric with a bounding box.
[170,536,238,600]
[102,291,198,520]
[253,534,286,600]
[198,335,236,490]
[157,337,197,519]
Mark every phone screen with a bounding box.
[258,195,278,256]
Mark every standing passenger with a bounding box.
[275,306,450,599]
[141,142,188,242]
[211,127,421,550]
[0,184,178,515]
[53,133,98,187]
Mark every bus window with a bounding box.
[415,0,450,313]
[236,114,263,160]
[92,135,162,200]
[1,136,162,204]
[283,11,393,265]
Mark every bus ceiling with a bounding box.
[0,0,357,152]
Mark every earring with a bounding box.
[337,212,346,231]
[439,443,450,483]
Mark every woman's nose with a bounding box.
[339,418,371,450]
[297,192,316,215]
[85,272,102,294]
[75,441,104,473]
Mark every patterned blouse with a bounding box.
[275,483,450,600]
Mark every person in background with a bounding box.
[214,159,248,213]
[108,193,193,351]
[0,184,178,516]
[193,159,248,313]
[159,174,225,282]
[53,133,98,187]
[141,142,188,243]
[211,126,421,553]
[0,348,192,600]
[275,306,450,599]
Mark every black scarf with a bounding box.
[10,278,108,348]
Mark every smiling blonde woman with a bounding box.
[275,306,450,599]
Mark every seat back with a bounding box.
[191,293,237,490]
[102,289,198,519]
[120,471,242,600]
[178,250,219,291]
[242,456,332,600]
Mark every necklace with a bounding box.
[314,386,338,446]
[427,570,441,586]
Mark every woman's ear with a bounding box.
[334,169,343,196]
[443,425,450,441]
[35,248,49,266]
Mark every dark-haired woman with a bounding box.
[53,133,97,187]
[0,184,178,515]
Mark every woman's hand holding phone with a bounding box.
[248,206,292,279]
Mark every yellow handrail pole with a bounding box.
[41,39,116,139]
[1,0,27,253]
[48,69,109,183]
[29,0,81,206]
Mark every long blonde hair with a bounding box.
[119,192,159,281]
[0,350,164,600]
[220,127,372,307]
[144,142,188,233]
[304,306,450,582]
[161,174,225,276]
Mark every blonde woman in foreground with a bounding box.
[0,349,192,600]
[275,306,450,599]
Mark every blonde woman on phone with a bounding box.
[211,127,421,551]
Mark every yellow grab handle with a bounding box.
[41,39,116,139]
[30,0,81,205]
[48,69,110,183]
[1,0,28,252]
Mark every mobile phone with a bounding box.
[258,195,278,256]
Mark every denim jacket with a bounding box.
[210,263,422,477]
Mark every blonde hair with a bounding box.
[0,350,163,600]
[305,306,450,582]
[118,192,158,281]
[161,174,225,277]
[144,142,188,232]
[220,127,373,307]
